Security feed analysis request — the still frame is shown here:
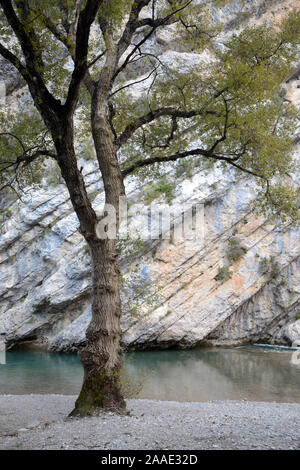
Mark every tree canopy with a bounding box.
[0,0,299,222]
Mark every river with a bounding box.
[0,346,299,402]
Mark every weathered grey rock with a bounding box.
[283,321,300,346]
[51,306,91,352]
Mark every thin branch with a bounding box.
[0,0,61,113]
[133,0,194,31]
[114,0,193,80]
[88,49,107,68]
[36,9,68,45]
[0,132,26,153]
[207,96,229,154]
[124,50,166,69]
[0,149,57,173]
[33,5,97,97]
[116,0,152,59]
[110,65,159,98]
[64,0,104,114]
[0,41,27,80]
[179,17,217,40]
[0,147,57,196]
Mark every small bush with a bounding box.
[119,353,147,399]
[175,159,194,179]
[0,207,12,223]
[259,257,269,272]
[227,237,247,263]
[295,312,300,321]
[45,171,61,187]
[151,245,158,258]
[214,266,232,282]
[144,180,176,204]
[259,255,281,279]
[290,291,297,302]
[210,182,218,190]
[82,244,90,255]
[226,11,252,31]
[87,189,98,202]
[82,141,96,161]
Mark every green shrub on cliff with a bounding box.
[259,255,281,279]
[215,266,233,282]
[227,238,247,263]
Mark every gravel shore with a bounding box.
[0,395,300,450]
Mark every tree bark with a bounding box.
[70,57,127,415]
[71,238,126,416]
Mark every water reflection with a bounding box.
[0,350,82,395]
[129,348,300,402]
[0,347,299,402]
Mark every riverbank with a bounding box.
[0,395,300,450]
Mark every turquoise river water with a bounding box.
[0,346,299,402]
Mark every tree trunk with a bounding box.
[53,115,126,416]
[70,73,127,415]
[71,238,126,416]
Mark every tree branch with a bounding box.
[0,0,61,114]
[0,147,57,195]
[117,0,152,59]
[122,146,261,179]
[64,0,104,114]
[15,0,45,67]
[207,96,230,154]
[36,9,68,45]
[122,148,209,176]
[110,65,159,98]
[115,107,217,148]
[33,4,97,97]
[114,0,193,80]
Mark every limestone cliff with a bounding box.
[0,0,299,351]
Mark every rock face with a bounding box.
[0,0,300,351]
